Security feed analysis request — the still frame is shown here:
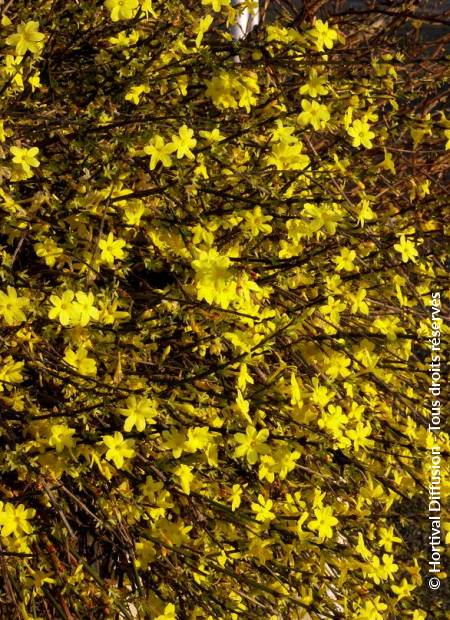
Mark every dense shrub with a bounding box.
[0,1,448,618]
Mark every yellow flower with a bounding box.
[378,526,402,552]
[28,73,42,91]
[308,505,338,539]
[271,120,297,144]
[0,286,29,325]
[155,603,177,620]
[274,447,301,479]
[349,288,369,315]
[48,424,76,453]
[191,248,236,309]
[48,290,76,326]
[139,0,157,18]
[258,455,277,482]
[102,432,135,468]
[333,247,356,271]
[144,135,176,170]
[185,426,212,452]
[303,203,343,235]
[346,421,373,452]
[174,464,194,495]
[124,84,150,105]
[104,0,139,22]
[205,71,259,112]
[265,140,310,171]
[243,207,273,237]
[170,125,197,160]
[5,21,45,56]
[381,553,399,580]
[299,69,328,98]
[310,20,338,51]
[99,232,127,265]
[309,377,334,408]
[3,55,24,88]
[195,15,214,48]
[297,99,330,130]
[118,395,158,432]
[199,127,225,144]
[394,234,418,263]
[233,425,270,465]
[237,363,253,392]
[0,502,36,537]
[347,119,375,149]
[135,539,157,570]
[381,150,396,173]
[355,598,387,620]
[0,357,25,392]
[72,291,99,327]
[205,73,237,109]
[357,199,376,227]
[64,345,97,376]
[10,146,40,173]
[121,200,145,226]
[320,295,346,325]
[251,495,276,523]
[355,532,371,560]
[201,0,231,12]
[109,30,139,46]
[319,405,349,444]
[34,238,63,267]
[230,484,242,511]
[161,429,186,458]
[194,154,209,179]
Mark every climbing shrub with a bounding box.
[0,1,448,618]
